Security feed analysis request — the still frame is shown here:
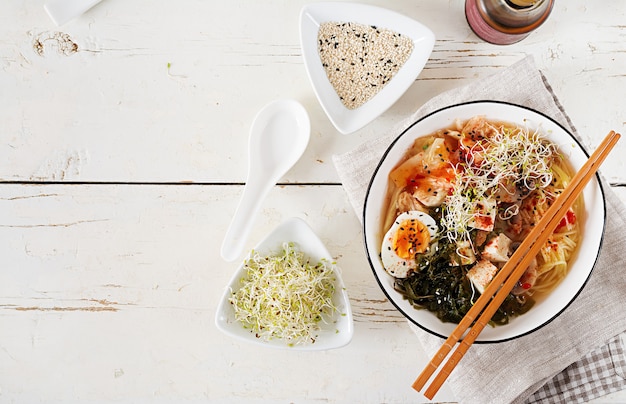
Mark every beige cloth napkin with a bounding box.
[333,56,626,403]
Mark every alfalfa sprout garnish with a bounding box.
[229,242,340,346]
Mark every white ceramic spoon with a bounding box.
[220,100,310,262]
[44,0,103,26]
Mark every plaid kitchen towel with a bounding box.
[522,334,626,403]
[332,55,626,403]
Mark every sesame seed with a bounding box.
[317,21,414,110]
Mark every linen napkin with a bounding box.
[332,55,626,403]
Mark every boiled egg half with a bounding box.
[381,210,438,278]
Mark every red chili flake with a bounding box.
[556,209,576,231]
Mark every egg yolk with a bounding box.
[392,218,431,259]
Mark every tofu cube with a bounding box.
[482,233,513,263]
[468,198,496,232]
[450,240,476,266]
[466,259,499,295]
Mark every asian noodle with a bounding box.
[381,116,582,325]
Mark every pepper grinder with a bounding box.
[465,0,554,45]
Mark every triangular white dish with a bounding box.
[215,217,354,350]
[300,2,435,134]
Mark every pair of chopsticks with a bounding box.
[413,130,621,400]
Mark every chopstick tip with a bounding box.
[411,380,423,392]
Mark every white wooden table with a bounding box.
[1,1,624,402]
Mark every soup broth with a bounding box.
[380,116,581,325]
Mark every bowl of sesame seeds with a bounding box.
[299,2,435,134]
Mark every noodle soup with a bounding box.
[363,101,605,342]
[379,116,581,326]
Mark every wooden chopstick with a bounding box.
[413,130,621,399]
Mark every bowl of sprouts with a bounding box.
[215,217,353,350]
[363,100,606,343]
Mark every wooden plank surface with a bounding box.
[0,1,624,402]
[0,1,624,183]
[0,184,436,402]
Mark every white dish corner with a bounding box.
[215,217,354,350]
[299,2,435,134]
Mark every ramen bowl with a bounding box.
[363,100,606,343]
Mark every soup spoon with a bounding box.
[220,100,311,262]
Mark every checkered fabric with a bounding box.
[525,335,626,403]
